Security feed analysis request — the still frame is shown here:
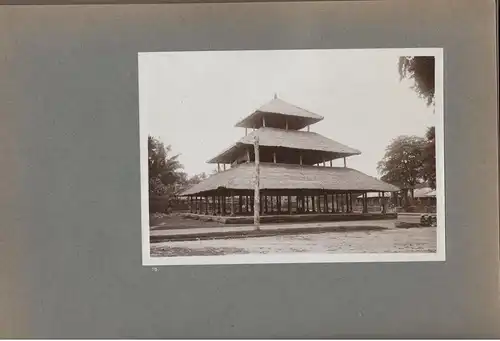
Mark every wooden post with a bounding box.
[262,116,266,127]
[288,196,292,214]
[212,195,216,215]
[245,128,248,136]
[230,192,235,216]
[343,157,347,167]
[205,196,208,215]
[217,163,220,172]
[223,163,226,171]
[273,152,277,163]
[312,195,316,212]
[324,194,328,213]
[250,195,254,213]
[246,148,251,162]
[253,135,260,230]
[307,125,310,132]
[277,196,281,214]
[299,154,303,165]
[238,195,242,214]
[285,118,288,131]
[330,160,333,167]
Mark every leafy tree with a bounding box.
[421,126,436,189]
[377,135,426,206]
[177,172,209,192]
[187,172,208,185]
[399,56,435,106]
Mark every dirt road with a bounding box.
[151,226,437,257]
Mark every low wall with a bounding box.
[179,212,397,225]
[149,196,189,213]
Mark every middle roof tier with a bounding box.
[208,127,361,165]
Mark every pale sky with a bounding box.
[139,49,435,178]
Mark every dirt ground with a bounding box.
[149,214,437,257]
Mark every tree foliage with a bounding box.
[377,127,437,209]
[399,56,435,106]
[421,126,436,189]
[148,136,185,196]
[377,135,426,190]
[148,136,208,198]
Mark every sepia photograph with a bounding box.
[139,48,444,265]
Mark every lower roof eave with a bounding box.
[179,162,400,196]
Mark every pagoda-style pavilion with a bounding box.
[180,97,399,222]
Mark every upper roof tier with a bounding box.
[234,98,324,130]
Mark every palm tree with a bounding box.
[148,136,184,196]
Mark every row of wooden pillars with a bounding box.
[216,157,347,172]
[188,192,384,216]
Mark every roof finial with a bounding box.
[274,92,278,99]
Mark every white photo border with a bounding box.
[138,47,445,266]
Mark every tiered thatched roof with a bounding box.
[181,97,399,196]
[182,162,399,196]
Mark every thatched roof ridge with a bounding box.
[181,162,399,196]
[207,127,361,163]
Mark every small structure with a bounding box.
[180,97,399,222]
[356,192,392,212]
[413,187,436,208]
